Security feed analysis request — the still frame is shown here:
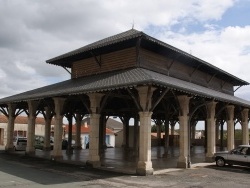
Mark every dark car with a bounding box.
[213,145,250,167]
[62,139,68,150]
[85,142,113,149]
[34,136,68,150]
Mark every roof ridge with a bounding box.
[46,29,143,63]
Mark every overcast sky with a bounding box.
[1,0,250,102]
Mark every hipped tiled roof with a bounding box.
[0,68,249,107]
[47,29,142,64]
[82,117,123,130]
[46,29,248,86]
[64,124,114,134]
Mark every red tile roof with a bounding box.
[0,115,55,125]
[64,123,114,134]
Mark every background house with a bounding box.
[0,114,55,146]
[64,119,116,149]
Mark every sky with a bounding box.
[1,0,250,104]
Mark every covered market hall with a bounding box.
[0,29,250,175]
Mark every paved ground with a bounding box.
[1,150,250,188]
[0,145,217,174]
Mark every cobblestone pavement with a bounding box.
[1,152,250,188]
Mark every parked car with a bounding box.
[85,142,113,149]
[13,137,27,151]
[34,135,68,150]
[34,135,53,150]
[213,145,250,167]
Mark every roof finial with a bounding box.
[132,19,134,29]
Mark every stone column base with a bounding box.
[177,161,188,168]
[136,161,154,176]
[86,160,101,168]
[205,156,214,162]
[136,167,154,176]
[51,155,63,161]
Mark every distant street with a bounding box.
[1,151,250,188]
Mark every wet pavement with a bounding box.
[1,150,250,188]
[0,145,214,174]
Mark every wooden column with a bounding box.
[66,113,73,154]
[133,115,139,157]
[75,113,83,150]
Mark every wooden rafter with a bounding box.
[150,88,170,111]
[145,85,152,111]
[189,65,201,78]
[126,88,142,111]
[207,73,217,85]
[99,91,111,113]
[90,51,101,67]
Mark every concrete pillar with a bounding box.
[137,111,153,175]
[205,101,217,162]
[177,95,190,168]
[86,93,103,167]
[241,109,249,145]
[26,100,39,154]
[5,103,16,151]
[51,97,65,160]
[75,113,82,150]
[136,86,156,175]
[44,107,53,151]
[87,113,101,167]
[226,105,235,151]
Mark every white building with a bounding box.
[0,114,55,146]
[64,121,115,149]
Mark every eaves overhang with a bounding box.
[0,68,249,108]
